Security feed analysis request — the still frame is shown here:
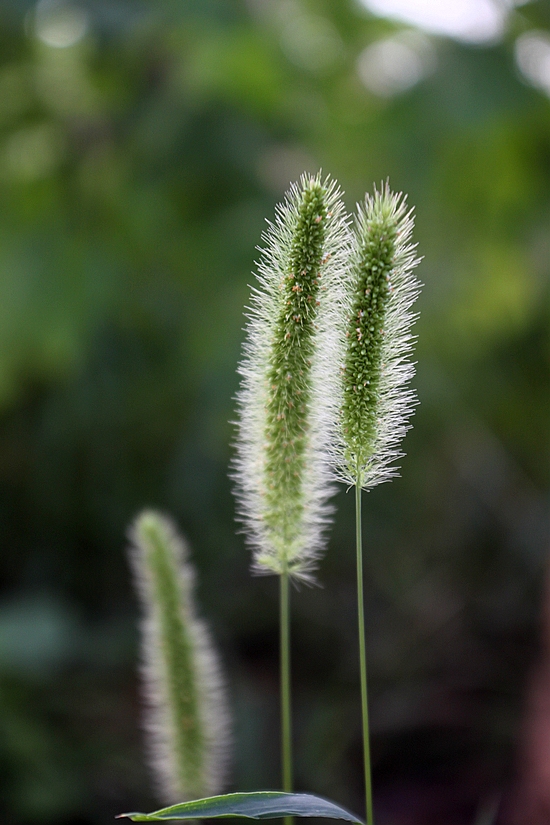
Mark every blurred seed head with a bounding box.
[128,511,231,804]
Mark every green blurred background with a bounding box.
[0,0,548,823]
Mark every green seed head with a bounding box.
[128,511,230,804]
[233,174,349,582]
[336,183,420,489]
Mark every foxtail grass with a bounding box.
[233,173,350,813]
[332,184,421,824]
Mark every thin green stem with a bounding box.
[355,482,374,825]
[280,570,293,825]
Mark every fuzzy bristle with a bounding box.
[232,173,350,583]
[128,510,231,804]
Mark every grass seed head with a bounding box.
[128,510,231,804]
[233,173,350,582]
[334,182,421,489]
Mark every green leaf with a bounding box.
[117,791,364,824]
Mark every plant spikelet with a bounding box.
[334,183,421,489]
[128,510,231,804]
[233,173,350,583]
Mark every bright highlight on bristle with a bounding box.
[128,511,231,804]
[233,173,350,583]
[333,182,421,489]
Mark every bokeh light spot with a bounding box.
[279,9,343,71]
[515,31,550,97]
[358,0,507,44]
[34,0,88,49]
[357,30,435,97]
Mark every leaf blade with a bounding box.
[117,791,364,824]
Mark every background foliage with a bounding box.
[0,1,548,823]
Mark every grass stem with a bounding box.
[355,483,374,825]
[280,570,293,825]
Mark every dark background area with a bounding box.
[0,1,548,824]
